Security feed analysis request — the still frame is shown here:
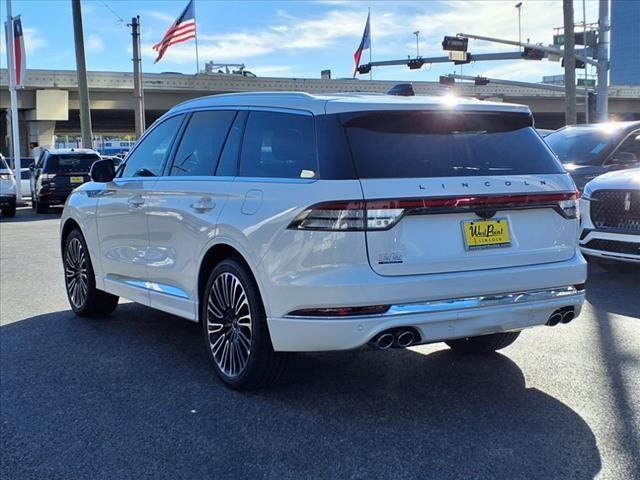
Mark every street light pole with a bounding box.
[515,3,522,52]
[413,30,420,57]
[563,0,577,125]
[5,0,22,204]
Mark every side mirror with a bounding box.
[610,152,637,165]
[90,159,116,183]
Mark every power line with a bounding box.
[100,1,126,25]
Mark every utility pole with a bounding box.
[129,16,145,138]
[5,0,22,204]
[515,3,523,52]
[71,0,93,149]
[413,30,420,57]
[596,0,609,122]
[563,0,577,125]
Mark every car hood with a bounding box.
[585,168,640,191]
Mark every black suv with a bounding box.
[545,121,640,190]
[31,149,100,213]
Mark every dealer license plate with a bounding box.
[462,218,511,250]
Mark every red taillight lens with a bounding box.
[289,191,581,231]
[288,304,390,317]
[0,172,14,178]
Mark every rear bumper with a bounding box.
[0,194,16,206]
[38,188,73,205]
[268,285,585,352]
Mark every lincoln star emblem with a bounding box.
[624,192,631,212]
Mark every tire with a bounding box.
[201,258,288,390]
[36,198,49,214]
[1,199,16,217]
[63,229,119,317]
[446,331,521,354]
[597,260,638,274]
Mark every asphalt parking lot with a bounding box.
[1,207,639,480]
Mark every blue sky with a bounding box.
[2,0,600,82]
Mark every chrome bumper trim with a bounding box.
[285,286,583,320]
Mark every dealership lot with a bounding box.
[1,207,639,480]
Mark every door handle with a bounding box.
[127,195,145,207]
[190,197,215,213]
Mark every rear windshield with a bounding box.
[44,154,100,173]
[341,111,564,178]
[545,127,621,166]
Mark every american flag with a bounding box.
[152,0,197,63]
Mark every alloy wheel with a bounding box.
[206,272,252,378]
[65,237,88,308]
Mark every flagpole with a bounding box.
[194,0,200,74]
[368,7,372,81]
[5,0,22,204]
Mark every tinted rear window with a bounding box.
[341,111,564,178]
[0,157,8,169]
[44,154,100,173]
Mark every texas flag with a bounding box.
[353,12,370,77]
[9,16,26,88]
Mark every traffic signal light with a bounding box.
[407,59,424,70]
[357,64,371,75]
[561,58,586,69]
[522,47,545,60]
[439,76,455,86]
[442,36,468,52]
[474,76,489,86]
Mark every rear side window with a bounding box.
[240,111,317,179]
[43,154,100,173]
[170,110,236,176]
[342,111,564,178]
[0,157,8,169]
[121,115,183,177]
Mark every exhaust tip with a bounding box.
[374,333,395,350]
[547,311,563,326]
[396,330,416,348]
[561,308,575,324]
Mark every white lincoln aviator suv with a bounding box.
[60,92,586,389]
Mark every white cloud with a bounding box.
[86,34,104,53]
[145,10,178,24]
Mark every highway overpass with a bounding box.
[2,68,639,155]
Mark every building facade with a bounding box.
[610,0,640,86]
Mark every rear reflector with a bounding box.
[289,191,581,231]
[288,304,390,317]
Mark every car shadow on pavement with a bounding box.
[0,206,63,223]
[586,261,640,318]
[1,303,601,479]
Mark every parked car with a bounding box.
[60,92,586,389]
[579,168,640,273]
[545,121,640,190]
[0,154,17,217]
[19,168,32,198]
[31,148,100,213]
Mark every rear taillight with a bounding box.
[0,172,14,178]
[289,191,581,231]
[288,201,365,231]
[41,173,56,183]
